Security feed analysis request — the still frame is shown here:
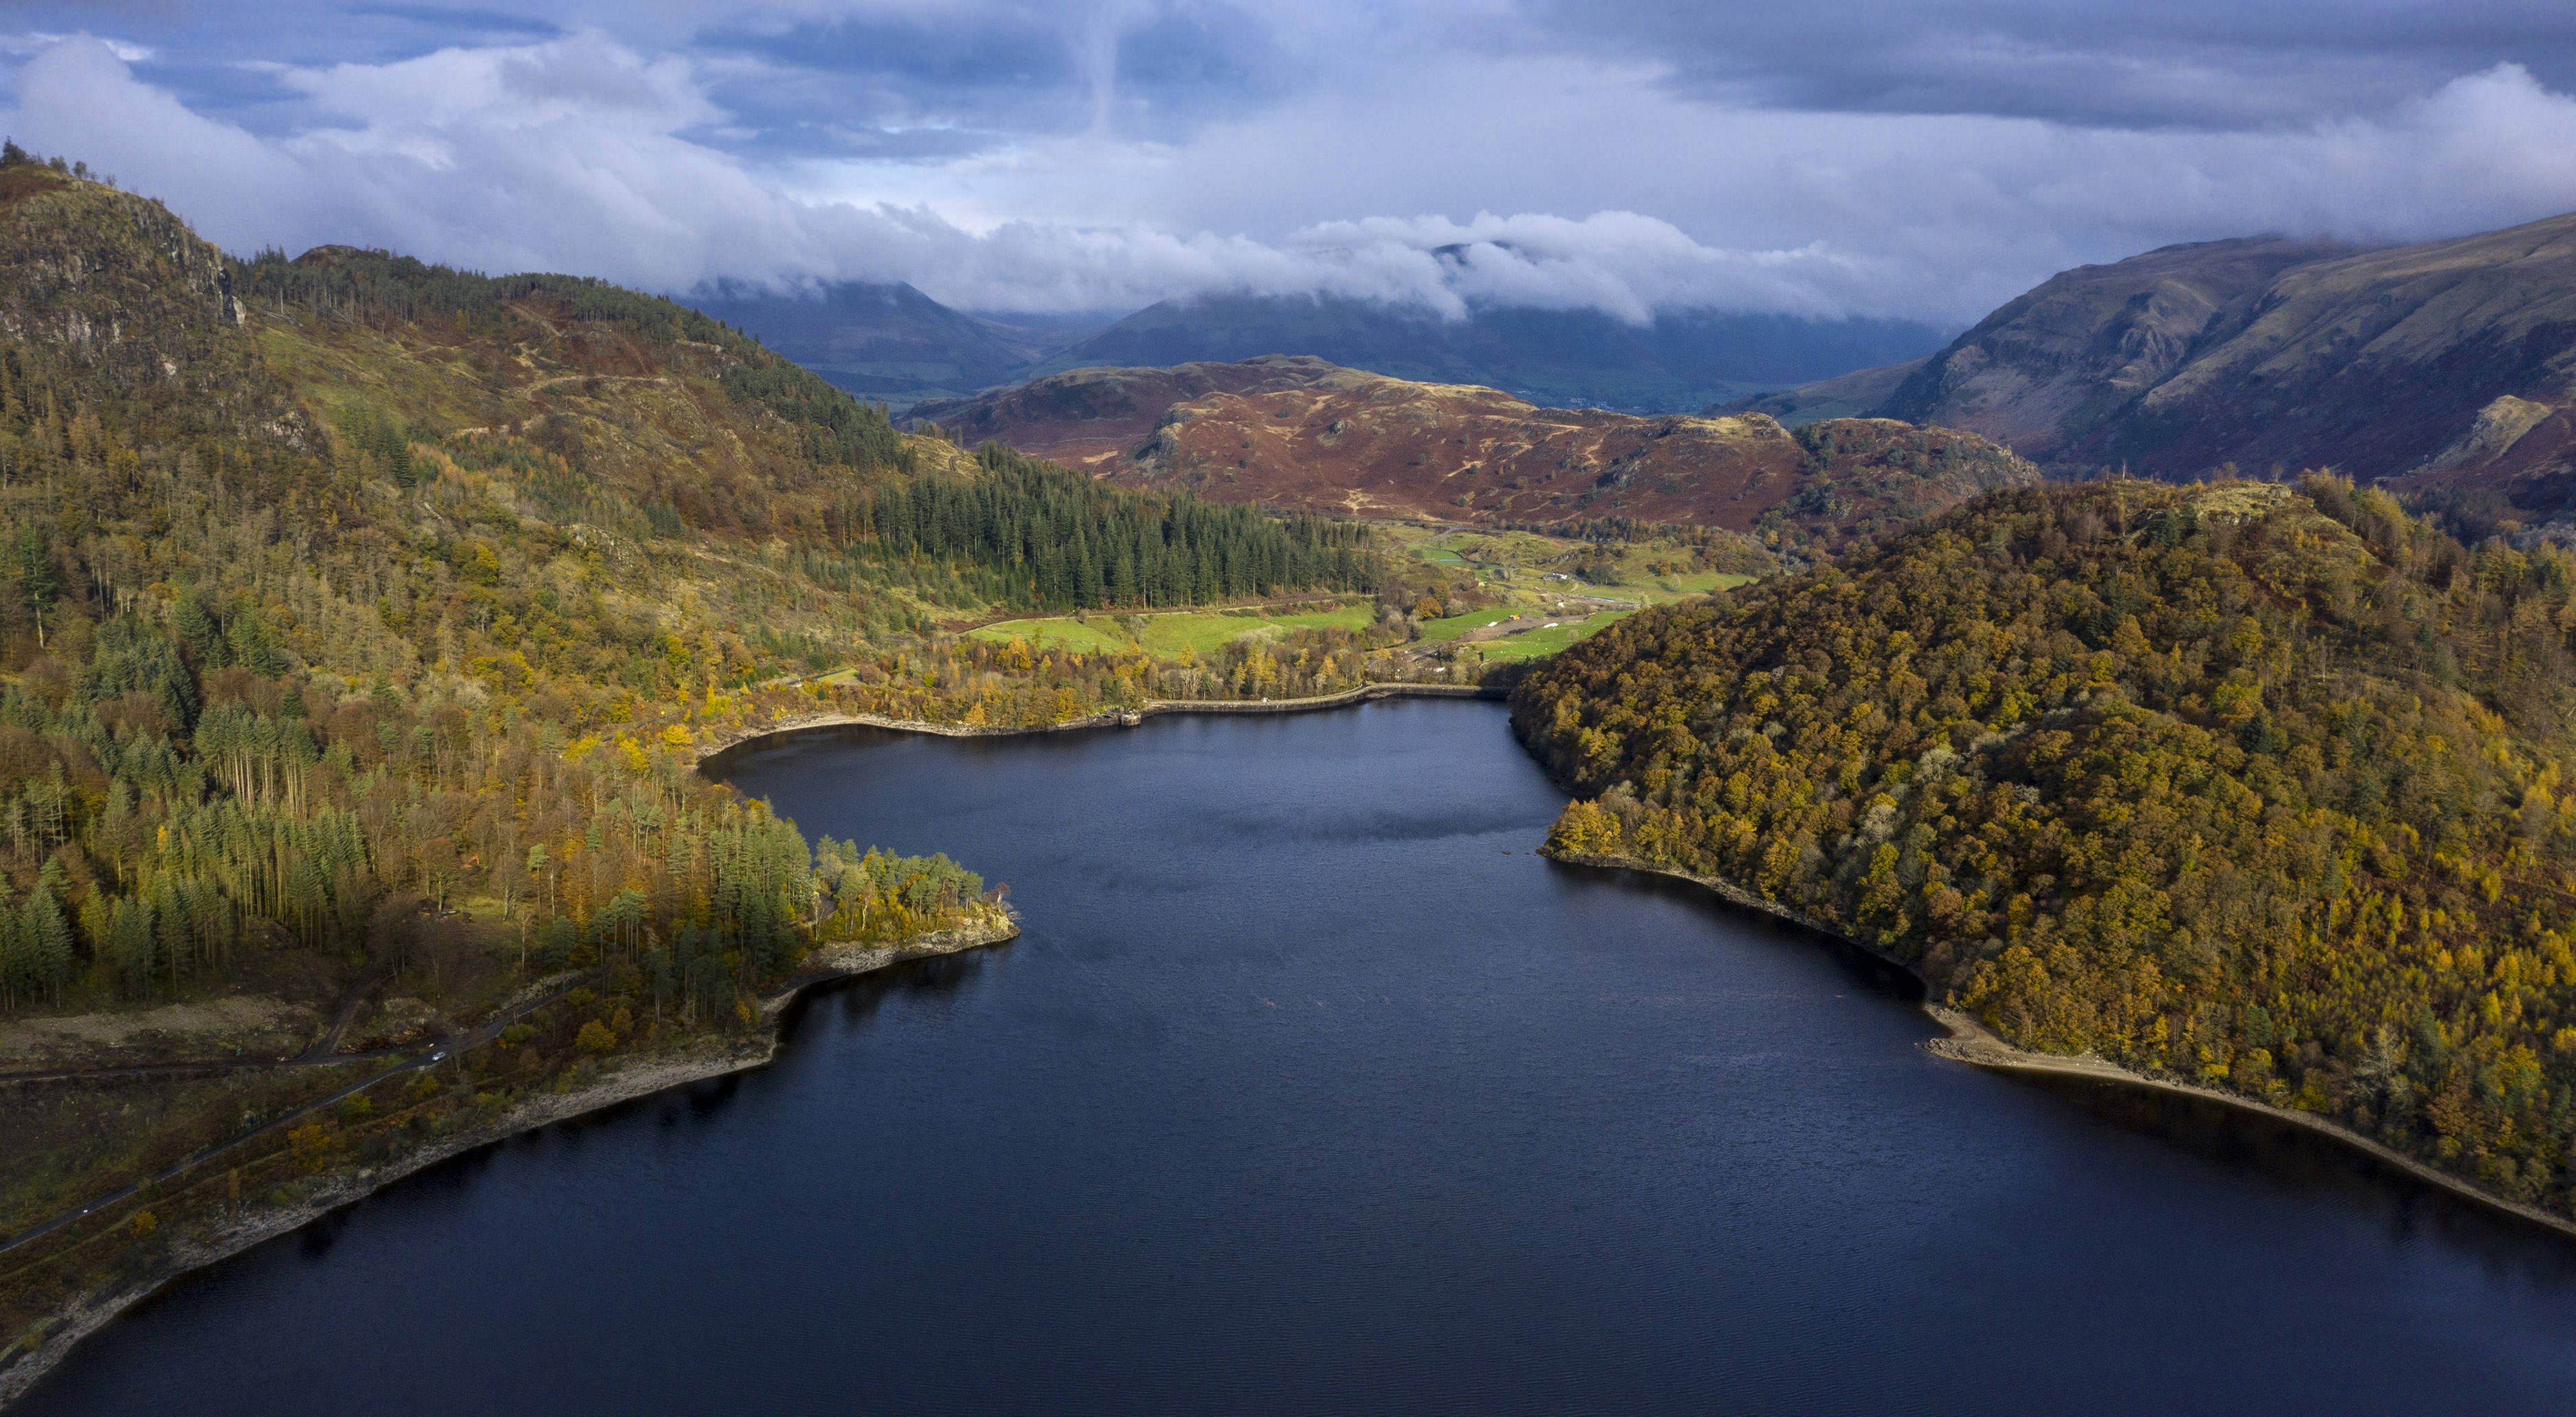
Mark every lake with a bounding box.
[21,699,2576,1414]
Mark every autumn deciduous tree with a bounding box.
[1518,477,2576,1212]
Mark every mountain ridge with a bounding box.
[1746,213,2576,531]
[1032,293,1953,413]
[702,281,1953,417]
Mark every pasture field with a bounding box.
[965,604,1375,657]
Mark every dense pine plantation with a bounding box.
[1517,477,2576,1209]
[871,443,1380,611]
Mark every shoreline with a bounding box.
[695,681,1502,768]
[1548,848,2576,1245]
[0,915,1019,1410]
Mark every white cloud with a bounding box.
[0,32,152,63]
[5,30,2576,325]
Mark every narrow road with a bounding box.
[0,973,594,1259]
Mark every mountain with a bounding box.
[692,282,1952,419]
[1030,294,1952,414]
[1041,360,2036,549]
[683,279,1073,408]
[1517,474,2576,1215]
[1784,214,2576,529]
[1874,236,2352,461]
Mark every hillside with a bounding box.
[1516,476,2576,1212]
[1030,294,1949,414]
[0,151,1407,1360]
[909,355,1347,468]
[1874,236,2351,461]
[1079,362,2035,551]
[0,159,1386,1025]
[698,281,1953,418]
[1842,215,2576,530]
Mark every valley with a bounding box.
[16,116,2576,1413]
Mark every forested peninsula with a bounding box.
[1517,476,2576,1214]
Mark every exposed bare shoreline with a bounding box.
[708,700,2576,1245]
[1550,848,2576,1244]
[0,917,1019,1409]
[22,689,2567,1402]
[694,681,1502,766]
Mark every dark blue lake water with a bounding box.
[21,700,2576,1414]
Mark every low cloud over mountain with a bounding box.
[9,5,2576,328]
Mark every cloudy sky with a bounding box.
[8,1,2576,325]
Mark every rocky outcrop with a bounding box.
[0,164,301,445]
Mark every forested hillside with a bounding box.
[0,147,1417,1366]
[1517,476,2576,1210]
[0,149,1385,1022]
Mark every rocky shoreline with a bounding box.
[0,915,1018,1410]
[1546,848,2576,1244]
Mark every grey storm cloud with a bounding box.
[5,2,2576,325]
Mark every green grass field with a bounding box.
[949,537,1754,676]
[966,604,1374,657]
[1467,610,1636,661]
[1417,605,1522,642]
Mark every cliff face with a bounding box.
[1860,213,2576,524]
[1100,365,2034,549]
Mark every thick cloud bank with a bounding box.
[8,21,2576,325]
